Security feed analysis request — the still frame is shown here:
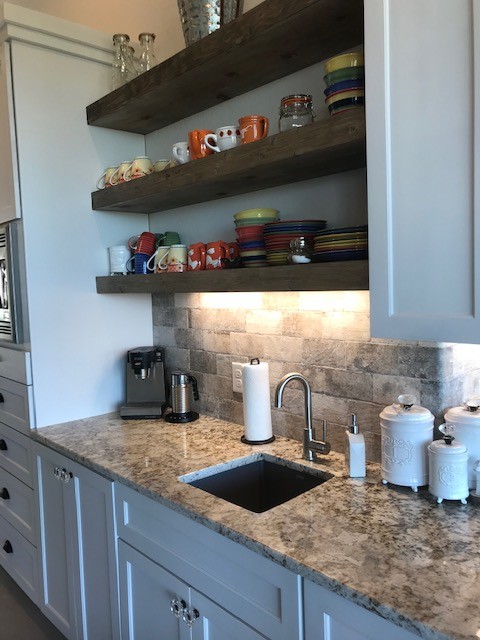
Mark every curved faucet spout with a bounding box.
[274,373,312,431]
[274,372,330,462]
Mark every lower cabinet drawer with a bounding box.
[0,421,32,486]
[0,376,32,434]
[115,483,300,640]
[0,465,35,543]
[0,513,38,603]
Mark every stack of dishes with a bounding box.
[234,208,279,268]
[312,225,368,262]
[264,219,327,266]
[323,52,364,116]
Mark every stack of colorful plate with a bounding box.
[312,225,368,262]
[234,208,280,267]
[323,52,364,116]
[264,219,327,266]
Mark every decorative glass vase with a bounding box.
[177,0,243,47]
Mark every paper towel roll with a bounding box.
[242,358,273,443]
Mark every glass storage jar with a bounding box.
[279,94,315,132]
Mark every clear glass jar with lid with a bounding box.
[138,33,158,73]
[112,33,137,90]
[278,94,315,132]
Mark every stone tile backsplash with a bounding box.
[152,291,480,462]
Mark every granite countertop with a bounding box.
[32,413,480,640]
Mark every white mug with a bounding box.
[205,126,241,152]
[124,156,154,181]
[96,166,117,190]
[109,161,131,186]
[166,244,188,273]
[172,142,190,164]
[108,245,131,275]
[147,246,171,273]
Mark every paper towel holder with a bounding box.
[241,357,276,445]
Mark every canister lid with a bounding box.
[444,397,480,426]
[380,395,434,423]
[428,434,467,455]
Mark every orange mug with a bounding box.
[188,242,206,271]
[188,129,214,160]
[238,115,269,144]
[205,240,230,270]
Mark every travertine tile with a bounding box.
[372,374,422,407]
[203,331,231,354]
[303,339,347,368]
[153,325,176,347]
[398,344,445,380]
[325,369,373,402]
[281,311,323,339]
[345,342,399,375]
[218,398,244,425]
[190,350,217,375]
[164,347,190,372]
[174,327,204,350]
[190,308,246,332]
[246,309,283,335]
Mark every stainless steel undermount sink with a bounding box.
[179,455,333,513]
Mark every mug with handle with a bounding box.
[205,240,230,270]
[238,115,269,144]
[188,130,214,160]
[188,243,206,271]
[204,126,241,153]
[109,161,132,186]
[147,246,171,273]
[96,166,117,190]
[172,142,190,164]
[124,156,154,181]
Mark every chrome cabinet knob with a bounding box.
[182,607,199,628]
[170,598,186,619]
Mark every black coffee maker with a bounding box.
[120,346,167,419]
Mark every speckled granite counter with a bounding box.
[32,414,480,640]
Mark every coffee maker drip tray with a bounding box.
[120,402,165,420]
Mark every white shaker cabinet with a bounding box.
[0,41,20,223]
[366,0,480,343]
[115,482,301,640]
[119,540,266,640]
[34,442,119,640]
[304,579,421,640]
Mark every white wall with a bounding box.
[5,0,262,62]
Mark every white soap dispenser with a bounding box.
[344,413,366,478]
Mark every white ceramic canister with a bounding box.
[380,394,434,492]
[428,431,469,504]
[444,397,480,489]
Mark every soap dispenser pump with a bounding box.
[344,413,366,478]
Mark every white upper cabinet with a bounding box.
[366,0,480,343]
[0,41,20,222]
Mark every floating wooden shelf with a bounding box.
[91,111,366,214]
[86,0,364,134]
[96,261,369,294]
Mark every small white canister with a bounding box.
[380,395,434,492]
[428,429,469,504]
[444,397,480,489]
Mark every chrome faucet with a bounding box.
[274,373,331,462]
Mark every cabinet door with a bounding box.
[35,442,119,640]
[0,42,20,222]
[366,0,480,343]
[304,579,420,640]
[35,445,79,640]
[118,539,191,640]
[192,590,267,640]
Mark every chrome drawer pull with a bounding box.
[182,607,199,628]
[0,487,9,500]
[170,598,186,619]
[0,439,6,451]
